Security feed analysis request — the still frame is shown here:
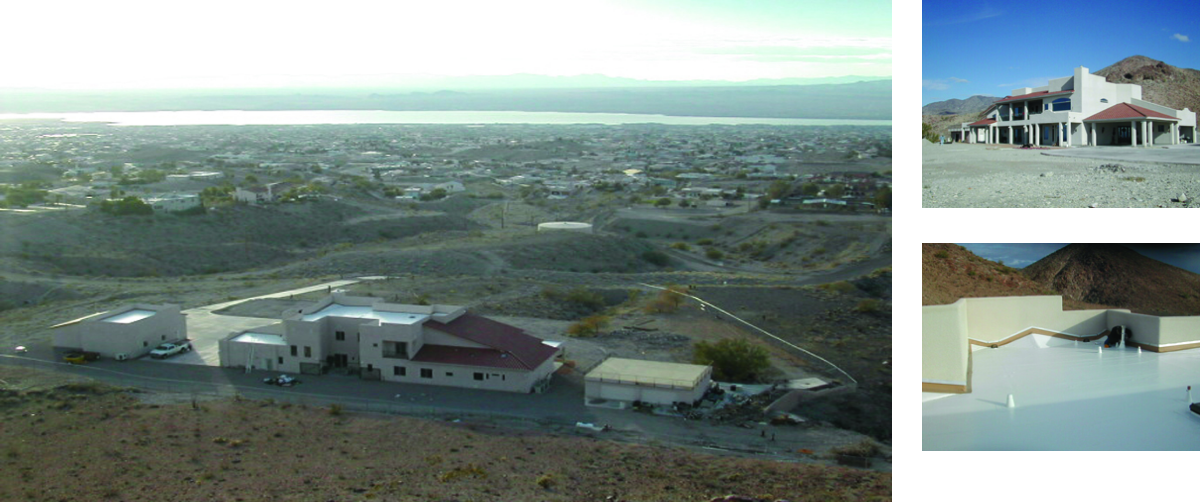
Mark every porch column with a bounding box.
[1008,126,1013,145]
[1143,121,1150,147]
[1034,124,1040,146]
[1065,122,1071,147]
[1173,123,1179,145]
[1023,102,1028,119]
[1131,121,1137,148]
[1090,124,1097,146]
[1079,123,1086,146]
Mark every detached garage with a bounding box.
[51,304,187,360]
[584,357,712,406]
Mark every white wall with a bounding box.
[922,301,969,386]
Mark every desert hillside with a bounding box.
[922,243,1111,310]
[1023,243,1200,316]
[1096,55,1200,114]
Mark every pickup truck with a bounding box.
[149,342,192,359]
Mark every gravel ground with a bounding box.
[923,142,1200,208]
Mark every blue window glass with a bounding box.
[1051,98,1070,112]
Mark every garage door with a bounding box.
[598,383,640,402]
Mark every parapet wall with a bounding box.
[923,295,1200,393]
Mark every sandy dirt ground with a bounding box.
[923,142,1200,208]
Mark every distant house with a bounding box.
[51,304,188,360]
[234,182,293,204]
[145,192,201,213]
[584,357,712,406]
[219,294,560,393]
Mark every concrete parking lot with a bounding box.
[155,279,360,367]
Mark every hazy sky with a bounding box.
[923,0,1200,104]
[6,0,891,90]
[958,244,1200,274]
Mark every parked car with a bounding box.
[149,342,192,359]
[63,351,100,364]
[263,374,299,387]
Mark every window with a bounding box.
[445,372,454,377]
[290,345,297,356]
[1100,98,1108,103]
[394,366,406,376]
[161,335,166,340]
[278,357,283,365]
[143,341,148,347]
[335,331,345,341]
[304,346,312,358]
[420,368,433,379]
[474,372,485,381]
[1051,98,1070,112]
[1158,125,1165,132]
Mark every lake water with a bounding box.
[0,110,890,127]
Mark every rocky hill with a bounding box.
[1096,55,1200,114]
[921,95,997,116]
[1022,243,1200,316]
[924,244,1058,305]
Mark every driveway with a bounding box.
[156,279,361,366]
[1041,144,1200,165]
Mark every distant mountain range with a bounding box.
[0,76,892,120]
[924,243,1200,316]
[920,95,997,116]
[923,56,1200,119]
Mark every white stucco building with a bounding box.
[51,304,188,360]
[584,357,712,406]
[145,192,201,213]
[218,294,560,393]
[952,66,1196,147]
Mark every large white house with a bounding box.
[52,304,188,360]
[952,66,1196,147]
[218,294,561,393]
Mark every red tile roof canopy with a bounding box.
[424,313,558,371]
[1084,102,1178,122]
[993,90,1074,103]
[968,119,997,126]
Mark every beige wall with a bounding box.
[962,296,1109,343]
[922,301,969,386]
[924,295,1200,393]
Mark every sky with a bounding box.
[957,243,1200,273]
[3,0,891,90]
[923,0,1200,105]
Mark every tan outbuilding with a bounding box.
[584,357,712,406]
[51,304,187,360]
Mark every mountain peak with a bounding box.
[1023,244,1200,315]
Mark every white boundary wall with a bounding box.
[922,295,1200,389]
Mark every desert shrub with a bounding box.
[854,298,882,313]
[328,404,343,416]
[693,338,771,382]
[818,281,857,294]
[934,250,949,259]
[439,464,487,483]
[536,474,556,489]
[641,250,670,266]
[99,196,153,216]
[696,238,713,246]
[567,314,610,337]
[705,248,724,260]
[670,242,690,251]
[642,285,687,313]
[831,438,883,458]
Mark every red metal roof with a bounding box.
[968,119,997,126]
[425,313,558,371]
[1083,102,1178,122]
[994,90,1073,103]
[411,344,532,370]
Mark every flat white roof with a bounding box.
[230,332,286,346]
[301,304,428,325]
[585,358,710,389]
[924,334,1200,450]
[102,309,156,324]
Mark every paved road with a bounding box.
[0,352,887,470]
[162,278,362,366]
[1041,144,1200,165]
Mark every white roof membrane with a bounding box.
[924,335,1200,450]
[301,304,428,325]
[102,309,156,324]
[230,332,286,346]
